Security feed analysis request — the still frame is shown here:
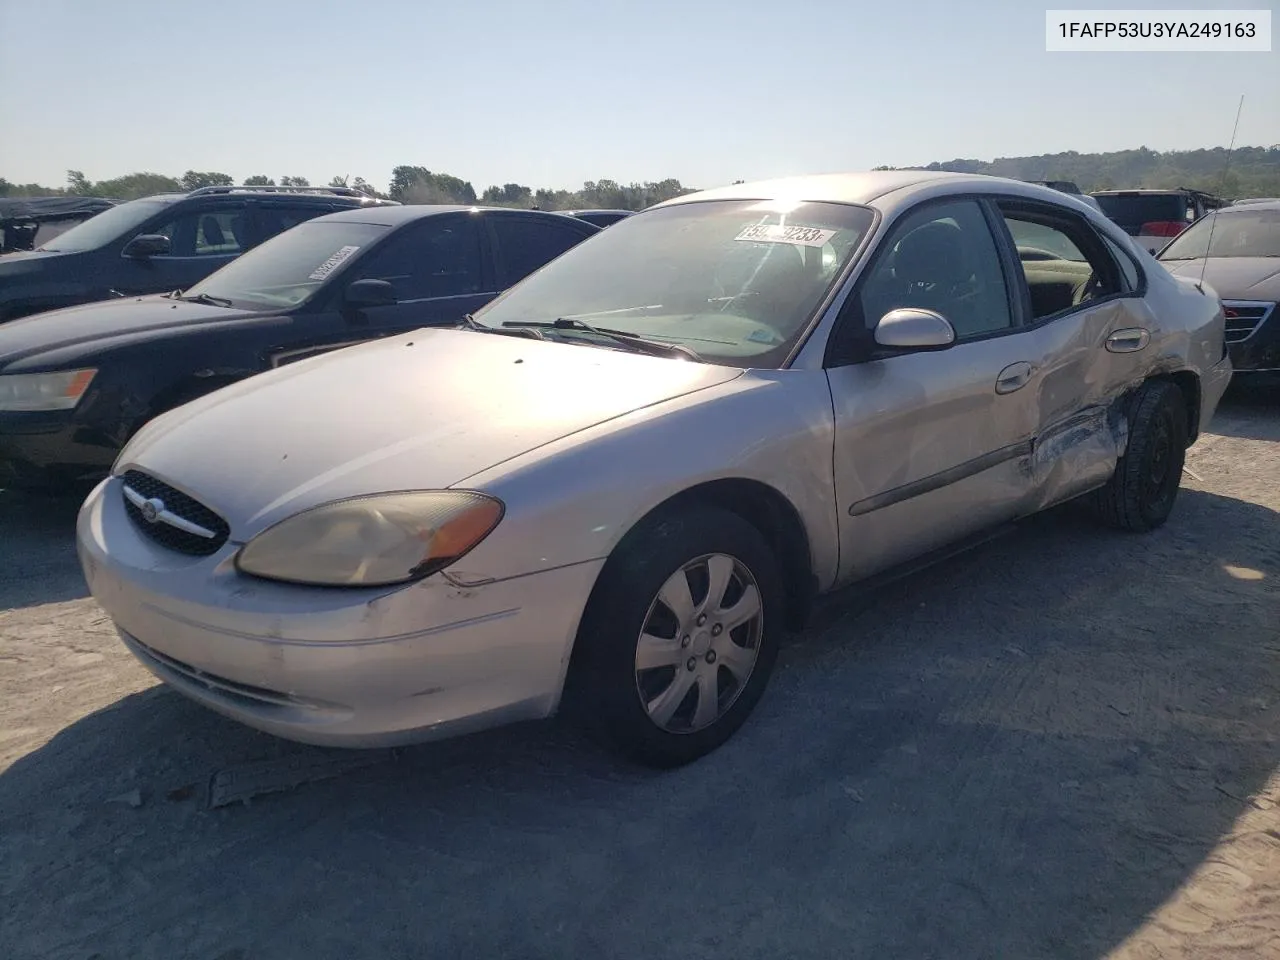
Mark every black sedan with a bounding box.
[0,205,598,490]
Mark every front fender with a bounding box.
[449,369,841,590]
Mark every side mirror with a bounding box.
[122,234,171,259]
[873,308,956,351]
[343,278,398,308]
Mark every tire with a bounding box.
[571,506,785,768]
[1091,380,1188,532]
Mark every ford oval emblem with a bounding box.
[140,498,164,523]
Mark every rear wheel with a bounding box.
[571,506,784,768]
[1091,380,1188,532]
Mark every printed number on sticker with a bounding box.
[734,224,836,247]
[308,245,361,281]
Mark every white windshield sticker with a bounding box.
[308,245,361,281]
[734,224,836,248]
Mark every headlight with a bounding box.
[235,491,504,587]
[0,368,97,412]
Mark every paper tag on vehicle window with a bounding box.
[308,245,361,281]
[734,224,836,247]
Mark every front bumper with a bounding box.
[0,409,117,488]
[76,476,605,748]
[1225,301,1280,373]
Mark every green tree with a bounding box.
[329,175,349,188]
[67,170,92,195]
[180,170,234,191]
[244,175,275,186]
[280,175,310,187]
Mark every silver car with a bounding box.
[76,172,1233,767]
[1157,199,1280,374]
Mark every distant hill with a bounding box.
[876,146,1280,198]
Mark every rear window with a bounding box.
[1094,194,1190,232]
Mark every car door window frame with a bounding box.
[990,198,1135,330]
[824,193,1026,368]
[484,213,596,288]
[129,202,252,260]
[330,212,493,307]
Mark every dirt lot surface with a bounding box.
[2,390,1278,960]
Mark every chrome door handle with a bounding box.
[995,361,1034,394]
[1106,328,1150,353]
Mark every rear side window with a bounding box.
[997,204,1123,322]
[491,217,591,284]
[253,205,331,247]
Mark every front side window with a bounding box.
[859,199,1012,339]
[348,216,484,300]
[999,206,1121,321]
[34,199,173,253]
[473,199,875,368]
[1159,209,1280,260]
[182,220,389,309]
[152,208,247,257]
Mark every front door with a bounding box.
[116,203,249,296]
[266,212,496,369]
[826,197,1042,584]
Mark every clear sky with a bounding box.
[1,0,1276,194]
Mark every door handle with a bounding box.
[995,361,1034,395]
[1105,328,1150,353]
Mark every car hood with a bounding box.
[1160,258,1280,300]
[120,328,745,536]
[0,295,262,366]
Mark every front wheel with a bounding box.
[1091,380,1188,532]
[571,506,784,768]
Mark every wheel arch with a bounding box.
[1146,369,1201,445]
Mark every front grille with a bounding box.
[1222,301,1275,344]
[121,470,230,556]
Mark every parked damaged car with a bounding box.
[1158,199,1280,375]
[0,205,597,490]
[78,172,1231,768]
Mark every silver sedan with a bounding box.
[77,172,1233,767]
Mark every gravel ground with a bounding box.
[2,389,1278,960]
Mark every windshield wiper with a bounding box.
[458,312,546,340]
[176,292,234,307]
[502,317,702,362]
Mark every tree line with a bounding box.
[875,145,1280,198]
[3,145,1278,207]
[0,166,700,211]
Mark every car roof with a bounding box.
[1230,198,1280,207]
[310,204,579,228]
[562,209,632,216]
[653,170,1098,211]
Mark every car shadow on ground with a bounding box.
[1209,383,1280,441]
[0,487,90,607]
[2,488,1278,960]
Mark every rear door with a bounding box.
[486,212,597,287]
[990,197,1151,510]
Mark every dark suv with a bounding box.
[0,185,395,323]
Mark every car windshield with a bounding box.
[1159,209,1280,259]
[472,199,875,367]
[34,198,173,252]
[183,220,390,308]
